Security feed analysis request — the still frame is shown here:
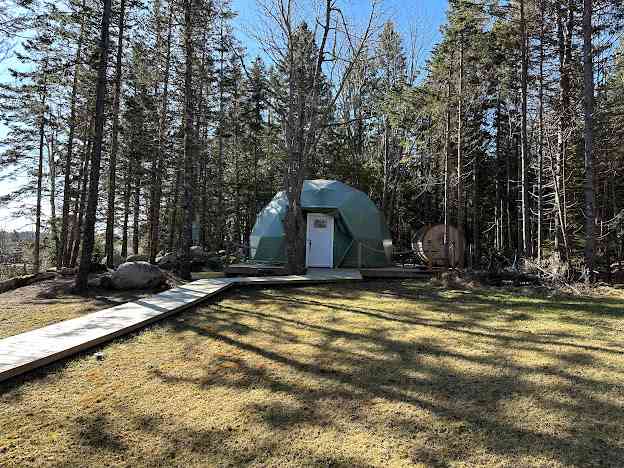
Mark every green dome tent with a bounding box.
[250,180,393,268]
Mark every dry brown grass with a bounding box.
[1,281,624,467]
[0,276,160,339]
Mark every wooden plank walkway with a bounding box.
[359,267,435,279]
[225,263,436,279]
[0,269,362,383]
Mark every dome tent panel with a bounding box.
[251,194,288,238]
[334,188,392,267]
[250,195,288,263]
[253,237,286,264]
[300,180,351,209]
[250,180,392,268]
[333,215,354,266]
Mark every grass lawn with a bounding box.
[0,272,219,339]
[0,277,156,339]
[1,280,624,467]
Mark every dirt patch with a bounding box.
[0,275,160,339]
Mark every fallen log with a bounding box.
[0,272,56,294]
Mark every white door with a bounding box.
[306,213,334,268]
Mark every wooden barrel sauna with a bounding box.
[412,224,465,268]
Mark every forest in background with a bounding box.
[0,0,623,287]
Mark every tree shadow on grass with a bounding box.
[247,290,624,356]
[3,281,624,466]
[72,411,128,453]
[61,397,375,466]
[147,285,624,467]
[386,279,624,318]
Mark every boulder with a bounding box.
[100,252,124,268]
[102,273,114,289]
[156,252,178,270]
[87,276,100,288]
[111,261,165,290]
[126,254,149,262]
[190,246,207,259]
[88,272,113,288]
[190,246,208,269]
[59,267,76,276]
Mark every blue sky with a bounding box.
[0,0,449,231]
[233,0,448,65]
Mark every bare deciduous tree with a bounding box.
[259,0,377,273]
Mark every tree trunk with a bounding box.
[555,0,573,262]
[382,119,391,225]
[121,163,131,258]
[148,0,174,263]
[234,119,241,247]
[75,0,113,290]
[250,130,259,247]
[48,121,60,266]
[495,97,501,252]
[506,114,513,253]
[519,0,531,257]
[473,145,480,266]
[34,70,47,274]
[70,121,93,268]
[443,73,452,263]
[456,35,464,241]
[59,0,86,268]
[132,167,140,255]
[282,30,306,274]
[167,160,181,252]
[582,0,595,278]
[176,0,196,280]
[216,19,225,250]
[104,0,126,268]
[537,0,545,263]
[284,179,306,273]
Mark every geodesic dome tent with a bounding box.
[250,180,393,268]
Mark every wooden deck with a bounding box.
[224,263,287,276]
[0,269,362,383]
[359,266,436,279]
[225,263,436,279]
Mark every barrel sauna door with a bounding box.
[413,224,465,268]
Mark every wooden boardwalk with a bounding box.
[0,269,361,383]
[225,263,436,279]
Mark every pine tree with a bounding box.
[104,0,128,268]
[0,11,60,273]
[75,0,113,290]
